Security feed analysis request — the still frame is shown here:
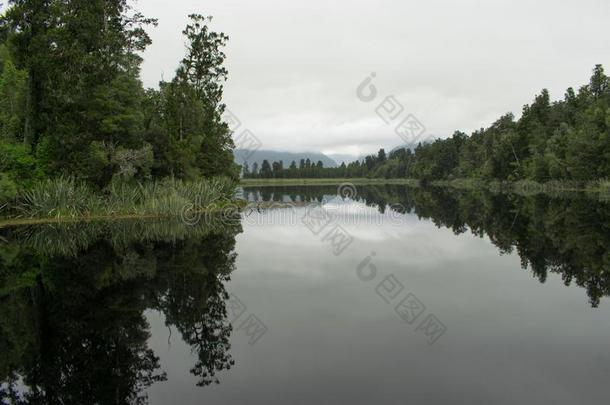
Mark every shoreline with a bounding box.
[2,179,608,227]
[239,178,610,194]
[0,202,247,229]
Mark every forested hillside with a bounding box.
[245,66,610,186]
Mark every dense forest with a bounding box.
[0,1,237,203]
[2,2,608,196]
[244,66,610,185]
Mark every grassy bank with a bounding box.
[0,176,241,227]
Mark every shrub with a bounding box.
[0,173,17,202]
[0,142,43,189]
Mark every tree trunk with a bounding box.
[23,70,34,148]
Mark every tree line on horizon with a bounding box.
[244,65,610,183]
[242,148,401,179]
[0,1,238,202]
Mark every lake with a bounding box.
[1,185,609,404]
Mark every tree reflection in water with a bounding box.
[245,185,610,307]
[1,185,609,403]
[0,218,241,404]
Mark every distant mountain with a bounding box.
[234,150,337,168]
[329,140,436,166]
[234,140,435,170]
[327,154,364,166]
[391,138,435,153]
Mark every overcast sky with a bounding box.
[137,0,610,157]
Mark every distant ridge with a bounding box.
[234,150,337,168]
[327,153,364,166]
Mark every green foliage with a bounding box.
[83,141,154,186]
[0,2,237,194]
[0,173,17,201]
[18,176,97,218]
[0,45,26,141]
[0,141,42,189]
[402,67,610,182]
[143,14,237,181]
[15,176,236,219]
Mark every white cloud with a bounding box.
[138,0,610,157]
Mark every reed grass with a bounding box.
[8,176,237,221]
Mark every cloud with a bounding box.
[138,0,610,157]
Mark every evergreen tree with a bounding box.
[260,159,272,178]
[0,2,241,194]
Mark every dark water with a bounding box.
[1,185,610,404]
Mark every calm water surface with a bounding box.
[1,185,609,404]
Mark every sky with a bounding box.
[137,0,610,158]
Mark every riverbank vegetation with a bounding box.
[0,176,236,224]
[242,65,610,189]
[0,1,238,217]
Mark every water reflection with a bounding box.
[0,219,241,403]
[244,185,610,307]
[1,185,609,403]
